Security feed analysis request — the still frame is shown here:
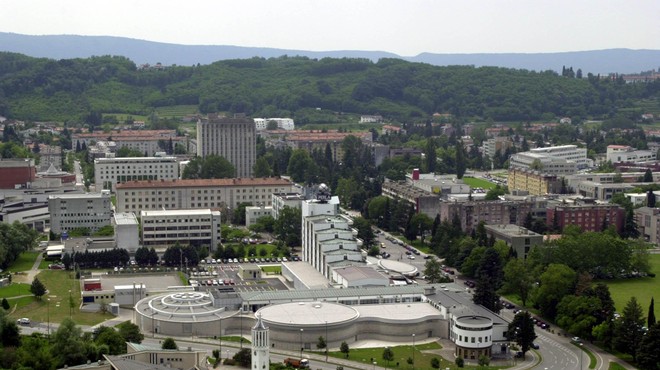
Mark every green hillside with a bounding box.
[0,52,658,123]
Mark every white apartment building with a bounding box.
[302,186,364,279]
[140,209,222,250]
[94,156,179,192]
[606,145,656,163]
[271,192,305,219]
[245,205,273,227]
[197,117,256,178]
[48,191,112,234]
[483,137,513,159]
[254,118,295,131]
[115,177,293,213]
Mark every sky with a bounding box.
[1,0,659,56]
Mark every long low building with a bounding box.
[140,209,222,250]
[115,177,293,213]
[94,156,179,192]
[133,283,509,361]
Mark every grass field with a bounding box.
[261,266,281,274]
[0,283,31,298]
[6,251,40,272]
[327,342,489,370]
[8,270,111,326]
[608,362,627,370]
[462,176,497,190]
[602,254,660,319]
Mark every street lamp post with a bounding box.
[325,321,329,362]
[300,328,304,359]
[219,318,222,362]
[239,308,243,349]
[152,310,155,338]
[412,333,415,370]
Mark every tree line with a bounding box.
[1,52,658,123]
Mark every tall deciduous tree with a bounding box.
[502,259,533,307]
[507,311,536,358]
[51,318,86,368]
[535,264,577,320]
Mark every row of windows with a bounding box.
[122,187,285,196]
[143,233,212,238]
[457,334,491,343]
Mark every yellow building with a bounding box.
[508,167,561,195]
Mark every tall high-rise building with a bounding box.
[197,116,256,178]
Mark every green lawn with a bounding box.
[603,254,660,319]
[261,266,281,274]
[328,342,470,370]
[6,251,40,272]
[462,176,497,190]
[0,283,32,298]
[8,270,112,326]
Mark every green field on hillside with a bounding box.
[6,251,40,272]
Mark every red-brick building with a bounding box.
[546,200,625,233]
[0,159,36,189]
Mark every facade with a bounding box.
[607,145,656,163]
[301,186,364,279]
[272,192,305,219]
[360,115,383,123]
[254,117,294,131]
[438,200,535,233]
[140,209,222,250]
[245,205,273,227]
[546,199,625,233]
[509,152,578,175]
[196,116,256,178]
[0,200,49,231]
[48,191,112,234]
[94,156,179,191]
[382,180,440,218]
[0,159,36,189]
[508,167,561,195]
[575,181,635,201]
[510,144,592,175]
[263,130,372,163]
[452,315,493,360]
[484,224,544,260]
[634,207,660,245]
[483,137,513,159]
[115,177,292,213]
[72,130,183,157]
[114,212,139,253]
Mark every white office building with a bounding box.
[140,209,222,250]
[48,191,112,234]
[271,192,305,219]
[510,144,591,175]
[606,145,656,163]
[529,145,592,169]
[254,118,295,131]
[94,156,179,192]
[302,184,364,279]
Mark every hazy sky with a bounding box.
[1,0,658,55]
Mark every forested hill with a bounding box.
[2,33,659,74]
[0,52,658,123]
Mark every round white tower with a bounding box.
[251,313,270,370]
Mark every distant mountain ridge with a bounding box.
[0,32,658,74]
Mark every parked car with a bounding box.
[17,318,30,325]
[571,337,582,344]
[531,343,540,349]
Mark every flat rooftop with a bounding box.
[114,212,138,225]
[259,301,359,326]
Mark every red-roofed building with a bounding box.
[115,177,293,213]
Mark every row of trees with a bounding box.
[0,222,39,269]
[0,315,143,369]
